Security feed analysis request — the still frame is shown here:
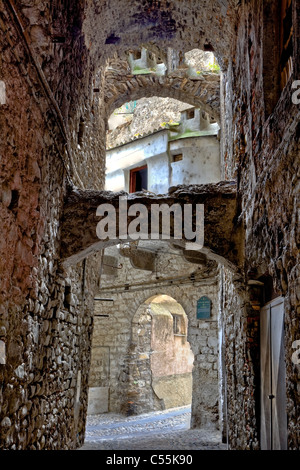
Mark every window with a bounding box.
[64,285,71,308]
[173,314,180,334]
[129,165,148,192]
[78,117,85,146]
[280,0,293,91]
[186,109,195,120]
[172,314,185,336]
[172,153,183,162]
[132,50,142,60]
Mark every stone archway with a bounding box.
[124,294,194,416]
[103,59,221,124]
[60,181,243,271]
[89,241,223,430]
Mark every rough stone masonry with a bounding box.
[0,0,299,451]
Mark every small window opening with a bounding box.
[172,314,185,336]
[129,165,148,192]
[132,50,142,60]
[172,153,183,162]
[186,109,195,120]
[64,285,71,308]
[8,190,19,212]
[178,51,185,66]
[173,314,181,334]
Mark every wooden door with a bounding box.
[260,297,287,450]
[129,165,148,193]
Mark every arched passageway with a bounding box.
[88,240,222,432]
[124,295,194,415]
[103,57,221,124]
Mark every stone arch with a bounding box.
[92,260,221,428]
[104,67,221,124]
[131,291,195,327]
[124,294,194,416]
[61,181,242,270]
[130,289,197,363]
[60,15,242,272]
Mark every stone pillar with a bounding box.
[190,322,219,429]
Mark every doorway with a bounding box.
[129,165,148,192]
[260,297,287,450]
[127,295,194,416]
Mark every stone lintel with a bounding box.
[60,181,243,270]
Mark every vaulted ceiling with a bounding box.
[83,0,240,69]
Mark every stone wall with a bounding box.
[104,59,221,128]
[219,268,259,449]
[219,0,300,450]
[0,0,104,450]
[0,0,240,449]
[89,244,221,428]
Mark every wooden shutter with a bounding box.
[260,297,287,450]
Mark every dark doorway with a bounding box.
[130,165,148,192]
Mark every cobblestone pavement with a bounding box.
[79,405,227,450]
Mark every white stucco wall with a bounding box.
[105,130,169,192]
[170,135,221,186]
[106,127,220,194]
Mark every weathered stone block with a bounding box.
[87,387,109,415]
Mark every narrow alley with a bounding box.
[0,0,299,452]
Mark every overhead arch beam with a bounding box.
[104,65,221,123]
[60,181,244,271]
